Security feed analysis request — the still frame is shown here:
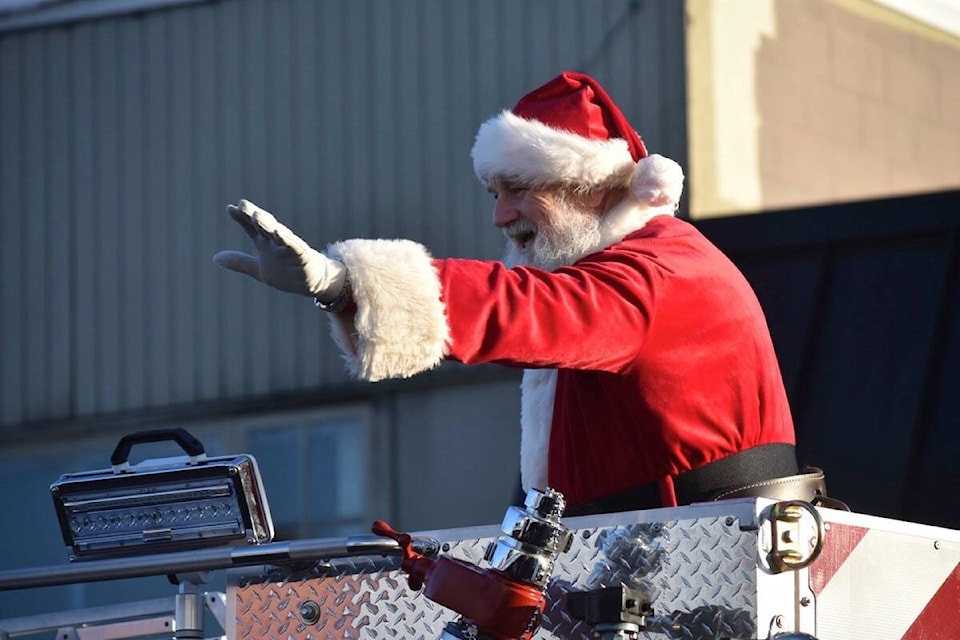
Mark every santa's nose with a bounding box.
[493,198,519,228]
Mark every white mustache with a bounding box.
[503,218,539,241]
[502,205,603,271]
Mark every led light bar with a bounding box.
[51,428,274,561]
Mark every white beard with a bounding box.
[506,197,675,492]
[504,199,601,492]
[502,200,604,270]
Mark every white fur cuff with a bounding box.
[520,369,557,493]
[326,239,450,381]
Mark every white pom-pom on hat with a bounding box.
[630,153,684,209]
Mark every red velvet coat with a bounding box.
[328,213,795,509]
[435,215,793,506]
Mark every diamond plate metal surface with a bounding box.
[231,511,760,640]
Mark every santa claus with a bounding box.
[215,71,818,515]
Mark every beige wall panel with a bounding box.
[688,0,960,218]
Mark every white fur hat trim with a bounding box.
[471,111,636,190]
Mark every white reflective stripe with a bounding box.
[817,528,956,639]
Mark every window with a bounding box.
[244,409,372,540]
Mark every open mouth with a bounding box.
[511,230,536,250]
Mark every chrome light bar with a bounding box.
[51,428,274,561]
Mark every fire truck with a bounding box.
[1,429,957,640]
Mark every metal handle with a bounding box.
[110,428,206,467]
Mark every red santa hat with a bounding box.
[471,71,683,209]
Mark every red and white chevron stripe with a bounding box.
[809,519,960,640]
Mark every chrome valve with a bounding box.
[483,487,573,588]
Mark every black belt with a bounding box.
[565,443,799,517]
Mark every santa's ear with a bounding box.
[630,154,684,209]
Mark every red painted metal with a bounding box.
[372,520,546,640]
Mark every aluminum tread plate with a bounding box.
[231,514,760,640]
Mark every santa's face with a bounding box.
[489,180,602,271]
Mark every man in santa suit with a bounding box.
[215,71,815,515]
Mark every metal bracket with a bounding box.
[761,500,826,573]
[203,592,227,631]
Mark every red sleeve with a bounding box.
[435,246,664,372]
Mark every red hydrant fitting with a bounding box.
[372,488,572,640]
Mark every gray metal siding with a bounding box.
[0,0,688,428]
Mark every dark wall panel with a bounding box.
[904,242,960,526]
[796,238,951,518]
[698,191,960,529]
[734,248,825,400]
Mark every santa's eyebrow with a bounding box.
[489,176,527,190]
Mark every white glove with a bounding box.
[213,199,347,301]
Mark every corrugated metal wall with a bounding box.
[0,0,688,429]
